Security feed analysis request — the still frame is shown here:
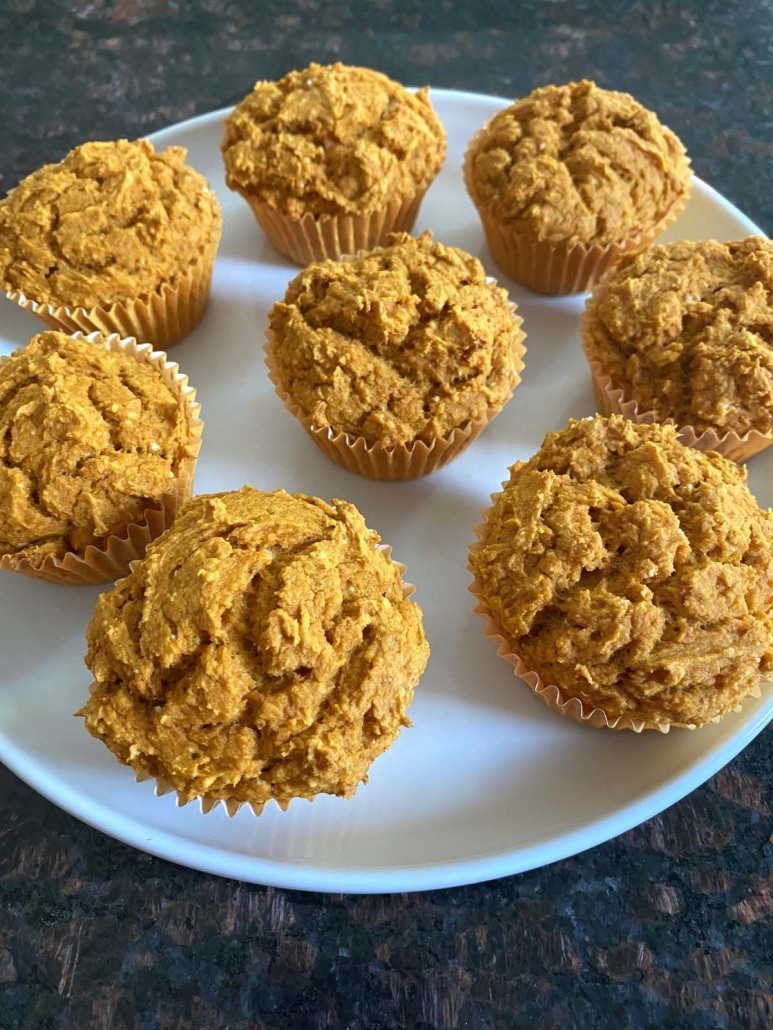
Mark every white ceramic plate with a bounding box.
[1,90,771,894]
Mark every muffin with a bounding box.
[469,414,773,732]
[0,139,222,348]
[582,236,773,462]
[78,485,430,814]
[265,231,526,480]
[463,80,691,294]
[221,62,446,264]
[0,330,202,584]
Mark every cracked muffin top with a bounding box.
[79,485,430,806]
[0,139,222,307]
[0,331,195,560]
[221,62,446,217]
[469,414,773,727]
[582,237,773,438]
[464,80,691,246]
[267,231,525,446]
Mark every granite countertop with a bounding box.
[1,2,773,1028]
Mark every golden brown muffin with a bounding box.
[0,330,201,584]
[0,139,222,347]
[582,237,773,462]
[79,486,430,811]
[266,231,526,479]
[463,80,691,294]
[469,414,773,730]
[222,63,446,263]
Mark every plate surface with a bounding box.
[1,89,771,894]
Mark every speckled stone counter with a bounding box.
[1,3,772,1028]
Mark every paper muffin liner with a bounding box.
[581,335,773,464]
[6,218,222,350]
[462,130,691,295]
[237,188,426,266]
[0,331,203,585]
[264,297,526,481]
[468,496,760,732]
[99,544,417,816]
[132,767,295,818]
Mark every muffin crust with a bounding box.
[465,80,690,246]
[470,415,773,727]
[0,139,222,307]
[80,486,430,805]
[268,231,525,446]
[583,237,773,437]
[0,331,194,560]
[222,63,446,217]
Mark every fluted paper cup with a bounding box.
[0,332,203,585]
[467,496,757,732]
[462,129,691,295]
[83,545,418,815]
[581,328,773,464]
[237,189,427,266]
[7,218,221,349]
[264,299,526,481]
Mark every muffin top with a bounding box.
[583,237,773,437]
[465,80,691,246]
[268,231,525,446]
[0,139,222,307]
[0,331,194,559]
[469,414,773,726]
[221,62,447,217]
[80,486,429,805]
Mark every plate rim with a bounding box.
[3,696,772,893]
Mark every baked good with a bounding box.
[468,414,773,731]
[0,330,202,584]
[265,231,526,480]
[79,485,430,813]
[582,236,773,462]
[0,139,222,348]
[221,62,446,264]
[463,80,691,294]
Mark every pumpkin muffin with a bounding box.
[582,236,773,462]
[0,330,202,584]
[265,231,526,480]
[0,139,222,348]
[222,62,446,264]
[469,414,773,731]
[79,485,430,813]
[463,80,691,294]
